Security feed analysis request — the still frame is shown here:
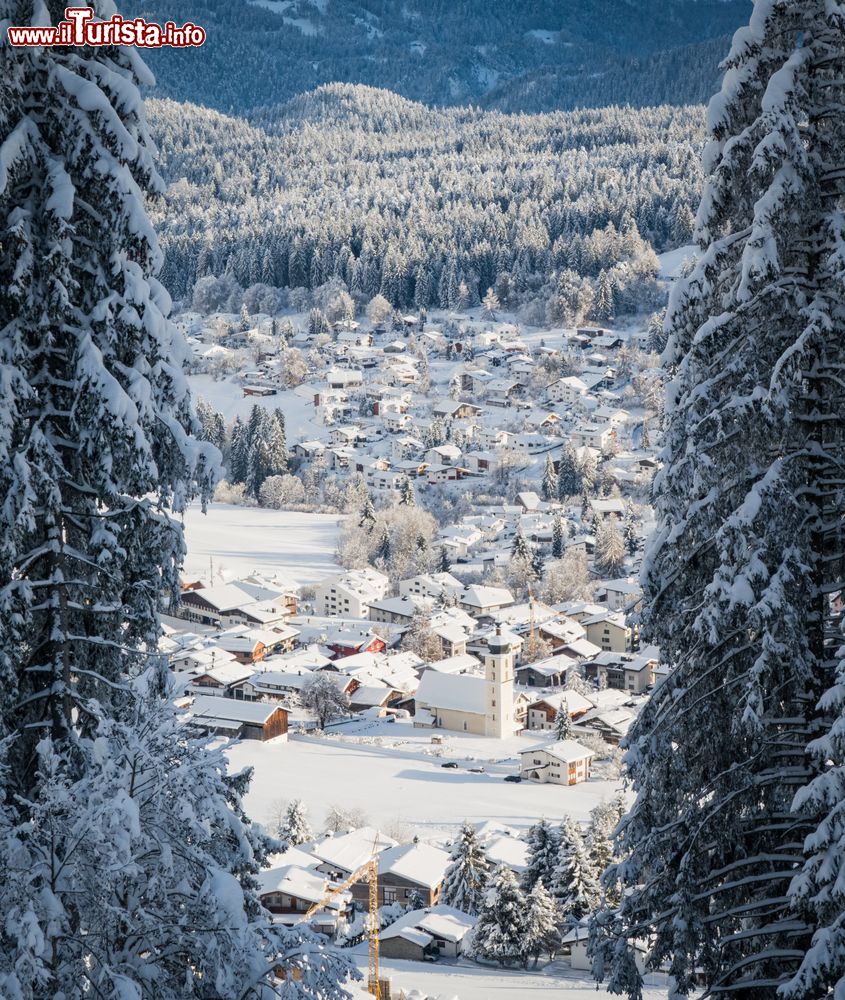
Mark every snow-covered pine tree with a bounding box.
[623,501,639,557]
[272,406,289,469]
[541,454,558,501]
[553,704,575,741]
[552,511,564,558]
[524,881,561,966]
[0,685,357,998]
[511,525,531,561]
[557,443,582,499]
[482,287,499,319]
[592,269,615,322]
[522,818,560,893]
[585,796,625,906]
[592,3,845,996]
[279,799,314,850]
[229,415,250,483]
[472,865,529,969]
[530,547,545,582]
[0,0,218,779]
[645,309,667,354]
[245,407,288,498]
[594,516,626,577]
[359,492,377,531]
[441,820,491,915]
[551,819,600,932]
[398,475,416,506]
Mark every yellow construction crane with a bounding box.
[301,841,382,999]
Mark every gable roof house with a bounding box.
[348,843,452,909]
[186,695,288,742]
[525,691,595,730]
[257,865,352,935]
[519,739,595,784]
[313,569,389,619]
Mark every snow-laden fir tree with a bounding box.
[472,865,529,969]
[553,704,575,741]
[593,516,626,577]
[623,501,639,557]
[541,454,558,501]
[524,881,562,966]
[511,525,531,562]
[359,492,377,531]
[278,799,314,850]
[557,443,582,499]
[592,269,615,322]
[0,0,220,783]
[591,3,845,997]
[522,818,560,893]
[0,8,356,996]
[551,819,600,931]
[552,510,565,558]
[0,684,357,998]
[398,475,416,506]
[245,407,288,498]
[441,820,491,915]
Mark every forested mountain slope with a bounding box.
[127,0,748,113]
[148,87,705,308]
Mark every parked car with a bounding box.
[504,774,522,783]
[440,761,459,769]
[468,767,485,773]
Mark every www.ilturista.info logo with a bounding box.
[7,6,206,47]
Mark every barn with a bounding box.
[187,695,288,741]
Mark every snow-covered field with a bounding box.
[352,954,669,1000]
[657,244,696,279]
[179,503,341,586]
[229,724,623,839]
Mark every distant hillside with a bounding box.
[126,0,747,114]
[483,36,735,112]
[147,87,705,309]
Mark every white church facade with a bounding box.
[413,626,519,738]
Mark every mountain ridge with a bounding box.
[126,0,748,113]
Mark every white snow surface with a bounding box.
[179,503,341,586]
[228,723,623,840]
[657,244,697,279]
[354,954,669,999]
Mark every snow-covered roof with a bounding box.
[311,827,398,874]
[187,695,285,727]
[527,690,594,716]
[377,843,451,889]
[520,739,595,764]
[457,585,514,610]
[417,907,475,942]
[349,684,394,707]
[415,671,487,716]
[485,835,530,872]
[423,653,480,675]
[257,865,343,908]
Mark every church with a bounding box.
[413,626,518,738]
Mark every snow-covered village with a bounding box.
[159,272,671,997]
[2,3,845,1000]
